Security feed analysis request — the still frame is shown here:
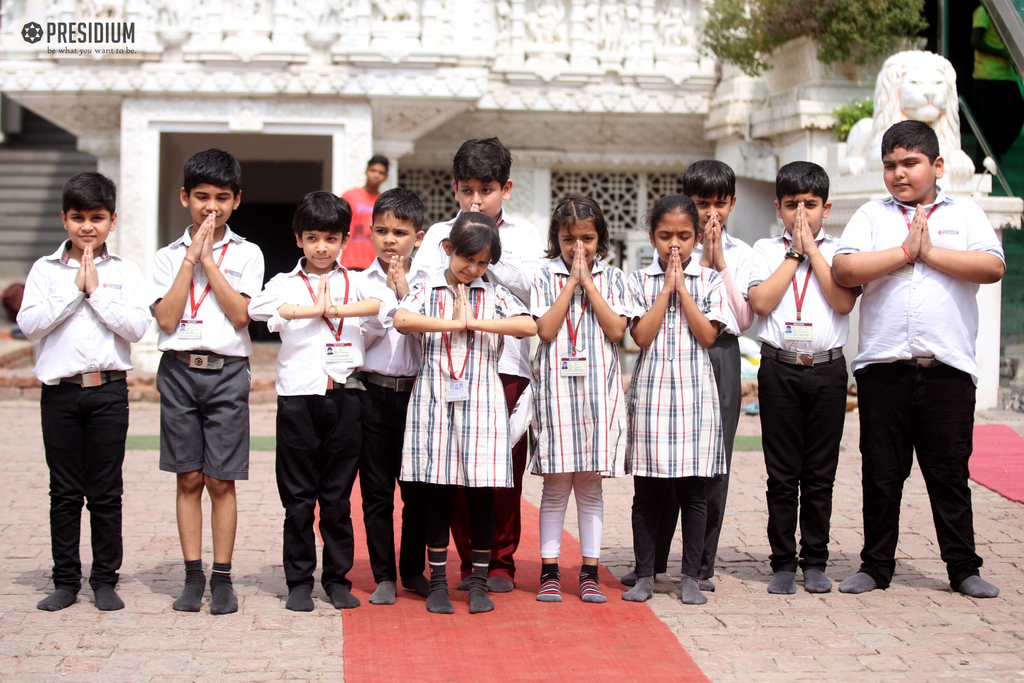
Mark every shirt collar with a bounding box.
[548,256,607,276]
[428,270,486,291]
[171,224,243,249]
[644,256,701,276]
[289,258,343,276]
[781,228,830,243]
[884,188,951,211]
[364,254,432,282]
[50,240,112,264]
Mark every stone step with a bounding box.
[0,187,63,202]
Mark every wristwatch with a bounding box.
[785,247,805,262]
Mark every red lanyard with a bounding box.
[899,204,937,230]
[298,269,349,341]
[559,275,589,355]
[438,288,482,380]
[783,237,815,321]
[188,243,229,319]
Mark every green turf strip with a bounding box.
[126,435,277,451]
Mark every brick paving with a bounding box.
[1,398,1022,681]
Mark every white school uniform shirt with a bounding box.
[625,258,727,478]
[360,256,433,377]
[692,230,755,337]
[248,260,388,396]
[748,230,850,354]
[398,273,530,487]
[18,241,152,385]
[150,225,265,357]
[530,257,629,476]
[836,191,1005,384]
[416,209,546,379]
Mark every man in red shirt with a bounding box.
[340,156,389,270]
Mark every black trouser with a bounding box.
[855,362,982,590]
[276,390,361,591]
[759,355,847,573]
[632,476,706,578]
[359,382,428,583]
[647,335,741,578]
[425,485,494,550]
[41,380,129,593]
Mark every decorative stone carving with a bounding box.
[374,0,419,22]
[839,51,976,185]
[526,0,567,46]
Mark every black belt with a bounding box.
[327,376,365,392]
[362,371,416,392]
[760,343,843,367]
[172,351,246,371]
[61,370,127,387]
[897,357,943,368]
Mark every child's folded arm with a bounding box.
[917,247,1005,284]
[85,262,153,343]
[16,264,84,340]
[717,266,754,332]
[468,314,537,338]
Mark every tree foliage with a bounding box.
[833,98,873,141]
[702,0,928,77]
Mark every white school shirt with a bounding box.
[836,192,1005,384]
[398,274,530,487]
[248,260,388,396]
[360,256,433,377]
[625,258,727,478]
[150,225,265,357]
[416,209,546,379]
[18,241,152,385]
[748,231,850,354]
[530,257,629,476]
[692,230,755,337]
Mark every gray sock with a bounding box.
[37,588,77,612]
[838,572,878,594]
[680,576,707,605]
[620,568,638,587]
[326,584,360,609]
[486,576,514,593]
[427,549,454,614]
[622,576,654,602]
[93,585,124,611]
[285,584,314,612]
[469,550,494,614]
[955,575,999,598]
[172,560,205,612]
[369,581,397,606]
[401,574,430,598]
[209,562,237,615]
[803,568,832,593]
[768,571,796,594]
[698,578,716,592]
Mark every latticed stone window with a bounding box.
[398,168,460,228]
[550,172,639,239]
[646,173,687,210]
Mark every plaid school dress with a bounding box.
[626,258,728,478]
[530,257,629,476]
[398,274,529,487]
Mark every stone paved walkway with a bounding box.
[1,399,1022,681]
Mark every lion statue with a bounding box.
[839,51,976,185]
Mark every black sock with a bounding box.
[541,564,560,581]
[426,549,454,614]
[209,562,237,615]
[172,559,205,612]
[580,564,598,580]
[468,549,494,614]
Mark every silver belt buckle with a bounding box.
[81,372,103,387]
[796,353,814,367]
[189,354,209,369]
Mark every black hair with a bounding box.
[292,191,352,237]
[645,195,700,236]
[62,171,116,214]
[452,137,513,187]
[775,161,830,202]
[545,194,610,260]
[367,155,390,172]
[881,120,941,163]
[443,212,502,264]
[183,148,242,196]
[372,187,425,230]
[682,159,736,199]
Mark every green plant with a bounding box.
[833,98,873,141]
[702,0,928,77]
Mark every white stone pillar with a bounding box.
[77,135,121,193]
[373,140,416,193]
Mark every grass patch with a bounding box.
[126,435,277,452]
[733,435,763,452]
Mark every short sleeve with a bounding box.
[246,274,287,333]
[238,243,265,298]
[604,267,632,318]
[493,284,529,319]
[626,270,649,321]
[703,271,728,326]
[835,204,876,256]
[964,200,1006,263]
[530,268,556,318]
[149,246,177,304]
[747,239,775,289]
[398,282,429,315]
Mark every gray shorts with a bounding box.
[157,351,250,480]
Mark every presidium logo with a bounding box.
[21,19,136,54]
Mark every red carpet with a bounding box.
[971,424,1024,504]
[338,479,709,682]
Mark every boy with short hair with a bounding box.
[340,155,390,270]
[249,191,389,611]
[151,149,265,615]
[833,120,1005,598]
[358,187,432,605]
[747,161,857,595]
[416,137,545,591]
[19,172,152,612]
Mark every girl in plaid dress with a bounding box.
[530,196,629,604]
[623,195,728,606]
[393,213,536,615]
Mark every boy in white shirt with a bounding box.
[833,121,1005,598]
[249,191,389,611]
[19,172,151,611]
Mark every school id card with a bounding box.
[177,319,203,340]
[560,356,588,377]
[783,322,813,341]
[324,342,355,364]
[446,379,469,403]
